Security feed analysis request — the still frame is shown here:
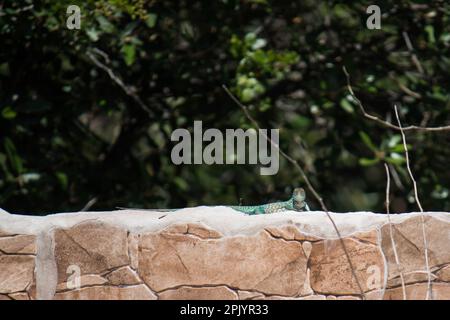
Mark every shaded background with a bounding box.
[1,0,449,215]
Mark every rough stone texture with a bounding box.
[0,235,36,254]
[138,227,308,296]
[0,255,36,294]
[381,215,450,280]
[0,209,449,300]
[53,222,129,284]
[0,230,36,300]
[106,266,141,286]
[309,237,385,294]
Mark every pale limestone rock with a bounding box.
[309,238,384,294]
[54,285,157,300]
[128,233,139,270]
[138,229,307,296]
[0,255,35,294]
[302,241,312,258]
[106,266,141,286]
[53,222,129,284]
[0,235,36,254]
[299,268,314,296]
[159,286,238,300]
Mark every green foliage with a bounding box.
[231,32,299,104]
[1,0,450,214]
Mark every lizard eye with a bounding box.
[294,188,305,199]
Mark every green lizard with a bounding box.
[230,187,309,215]
[118,188,310,215]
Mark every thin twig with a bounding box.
[384,163,407,300]
[0,4,34,17]
[87,49,157,117]
[394,105,432,300]
[402,31,425,75]
[343,66,450,132]
[222,84,366,299]
[81,197,98,212]
[390,75,422,99]
[388,163,405,191]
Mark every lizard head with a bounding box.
[292,188,306,210]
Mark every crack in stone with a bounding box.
[0,234,19,238]
[55,283,151,294]
[0,249,35,257]
[156,283,267,297]
[349,237,379,247]
[391,225,422,253]
[168,243,191,280]
[6,290,32,300]
[185,224,222,240]
[140,279,158,299]
[264,228,316,244]
[386,280,448,291]
[60,229,95,259]
[100,264,131,277]
[0,268,32,292]
[126,231,131,265]
[161,229,220,241]
[157,284,240,299]
[431,262,450,272]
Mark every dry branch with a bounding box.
[394,105,432,300]
[384,163,407,300]
[402,31,425,75]
[87,49,158,118]
[343,66,450,132]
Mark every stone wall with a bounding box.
[0,208,449,300]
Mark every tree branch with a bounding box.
[384,163,407,300]
[87,48,160,118]
[402,31,425,75]
[343,66,450,132]
[394,105,432,300]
